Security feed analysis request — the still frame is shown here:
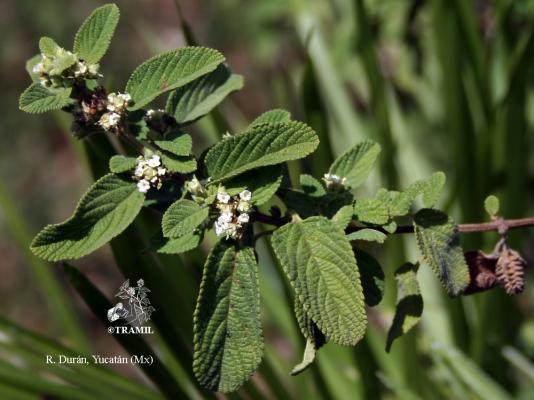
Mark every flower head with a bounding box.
[106,92,131,113]
[213,189,253,239]
[133,154,168,193]
[98,112,121,131]
[323,173,347,190]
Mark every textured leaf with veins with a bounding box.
[386,263,423,352]
[162,199,209,238]
[31,174,144,261]
[413,209,470,296]
[272,216,366,345]
[73,3,120,64]
[328,140,381,189]
[251,109,291,125]
[126,47,225,110]
[193,243,263,392]
[205,121,319,182]
[19,84,73,114]
[165,64,243,125]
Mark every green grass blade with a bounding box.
[0,181,89,352]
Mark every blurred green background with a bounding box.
[1,0,533,399]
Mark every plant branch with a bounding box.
[252,211,534,234]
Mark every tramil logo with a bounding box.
[107,279,155,334]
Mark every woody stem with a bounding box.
[252,212,534,235]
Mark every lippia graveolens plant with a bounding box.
[20,3,532,394]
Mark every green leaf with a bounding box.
[109,155,137,173]
[292,296,325,376]
[484,195,500,217]
[39,37,60,57]
[355,250,385,307]
[19,84,72,114]
[386,263,423,352]
[413,209,470,296]
[332,205,353,230]
[282,189,320,219]
[353,189,411,225]
[157,230,203,254]
[154,132,192,157]
[407,171,446,208]
[205,121,319,182]
[126,47,225,110]
[165,64,244,125]
[30,174,144,261]
[160,153,197,173]
[251,109,291,125]
[321,189,354,218]
[292,338,319,376]
[224,166,282,206]
[162,199,209,238]
[73,4,120,64]
[26,54,42,82]
[127,110,150,140]
[271,216,366,345]
[328,140,381,189]
[300,174,325,198]
[346,228,386,243]
[193,243,263,392]
[353,196,390,225]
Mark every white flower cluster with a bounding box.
[32,48,100,88]
[323,173,347,189]
[213,190,253,239]
[98,92,131,131]
[133,154,167,193]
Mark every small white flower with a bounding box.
[218,212,233,223]
[137,179,150,193]
[74,61,88,77]
[147,155,161,168]
[99,112,121,130]
[107,92,131,113]
[217,192,231,204]
[118,93,131,102]
[323,173,347,187]
[237,213,250,224]
[214,221,226,236]
[150,176,158,183]
[32,62,44,74]
[108,112,121,126]
[239,190,252,201]
[134,165,145,177]
[157,167,166,176]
